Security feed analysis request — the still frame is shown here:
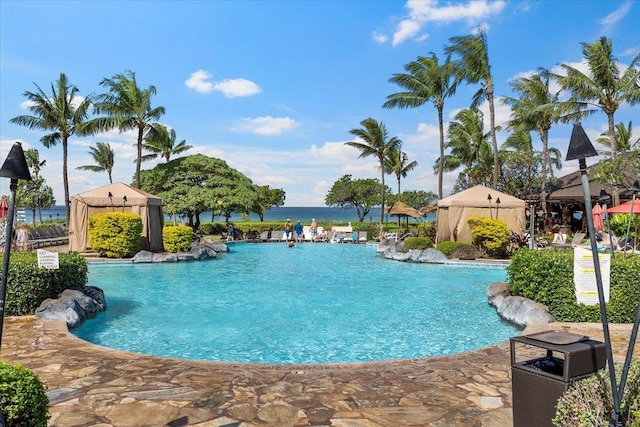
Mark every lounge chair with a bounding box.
[358,231,368,243]
[551,232,586,249]
[269,230,284,242]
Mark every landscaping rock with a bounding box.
[35,286,106,328]
[488,282,555,327]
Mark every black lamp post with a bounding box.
[566,123,629,427]
[122,195,127,212]
[495,197,501,219]
[108,191,114,212]
[598,188,614,256]
[487,194,493,219]
[0,142,32,354]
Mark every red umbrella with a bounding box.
[592,203,604,232]
[607,200,640,214]
[0,197,8,219]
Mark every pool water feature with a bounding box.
[72,243,519,364]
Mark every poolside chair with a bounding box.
[551,232,586,250]
[269,230,284,242]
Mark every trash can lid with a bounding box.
[525,330,588,345]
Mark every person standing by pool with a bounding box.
[310,218,318,242]
[294,220,303,242]
[16,224,29,251]
[284,219,292,241]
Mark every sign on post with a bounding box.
[573,247,610,305]
[37,249,60,270]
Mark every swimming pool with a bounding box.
[72,243,519,364]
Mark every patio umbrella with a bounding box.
[0,197,8,219]
[606,200,640,214]
[592,203,604,233]
[385,201,424,227]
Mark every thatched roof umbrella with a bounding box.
[420,203,438,215]
[385,201,424,227]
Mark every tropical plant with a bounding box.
[551,37,640,204]
[142,124,192,162]
[445,30,500,189]
[76,142,115,183]
[346,118,401,225]
[0,362,50,426]
[597,121,640,154]
[252,185,286,221]
[16,176,55,227]
[500,70,582,213]
[385,147,418,202]
[24,148,46,179]
[383,53,456,198]
[9,72,91,221]
[80,70,165,188]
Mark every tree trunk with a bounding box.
[135,126,144,189]
[437,106,445,199]
[62,136,71,225]
[380,158,386,226]
[487,88,499,189]
[540,127,549,216]
[608,112,620,206]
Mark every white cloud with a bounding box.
[19,95,88,111]
[213,78,262,98]
[230,116,298,136]
[185,70,215,93]
[392,0,506,46]
[185,70,262,97]
[600,1,632,29]
[371,31,388,44]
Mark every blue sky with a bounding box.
[1,0,638,206]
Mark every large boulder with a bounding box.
[488,282,555,327]
[35,286,107,328]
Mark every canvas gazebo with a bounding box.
[435,185,526,244]
[69,182,165,253]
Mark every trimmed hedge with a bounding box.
[507,249,640,323]
[403,236,433,250]
[88,212,143,258]
[436,241,469,257]
[468,217,510,257]
[0,362,49,427]
[163,226,193,253]
[3,251,88,315]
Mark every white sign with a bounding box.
[573,247,610,305]
[37,249,60,270]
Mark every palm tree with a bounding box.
[553,37,639,159]
[385,147,418,201]
[142,124,192,162]
[445,30,500,189]
[383,53,456,199]
[76,142,115,183]
[437,108,492,188]
[24,148,46,178]
[9,73,91,222]
[80,70,165,188]
[346,118,401,226]
[500,70,582,214]
[596,121,639,154]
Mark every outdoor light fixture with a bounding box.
[567,123,631,427]
[598,189,615,256]
[495,197,501,219]
[0,142,32,354]
[122,195,128,212]
[487,194,493,219]
[108,191,114,212]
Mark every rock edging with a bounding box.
[35,286,107,328]
[376,239,448,263]
[132,240,227,263]
[488,282,555,327]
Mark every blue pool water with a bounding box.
[72,243,519,364]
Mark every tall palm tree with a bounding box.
[553,37,639,158]
[24,148,46,178]
[76,142,115,183]
[80,70,165,188]
[383,53,456,199]
[596,121,639,154]
[346,118,401,225]
[385,147,418,201]
[445,30,500,189]
[500,70,582,213]
[142,124,192,162]
[9,73,91,222]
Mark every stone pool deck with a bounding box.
[2,316,638,427]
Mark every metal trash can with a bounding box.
[510,331,606,427]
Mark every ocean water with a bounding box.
[73,243,517,364]
[19,205,435,225]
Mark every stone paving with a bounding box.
[2,316,638,427]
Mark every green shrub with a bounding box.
[507,249,640,323]
[403,236,432,250]
[609,213,639,241]
[3,251,88,315]
[468,217,510,257]
[88,212,143,258]
[436,241,469,257]
[163,226,193,253]
[0,362,49,427]
[553,360,640,427]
